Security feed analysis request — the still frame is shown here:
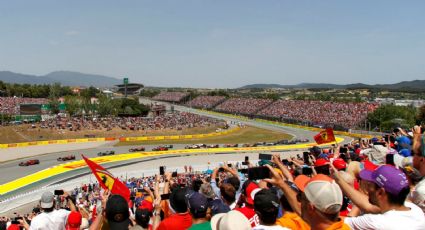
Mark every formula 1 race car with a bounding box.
[19,159,40,166]
[163,144,173,149]
[129,146,145,152]
[97,150,115,156]
[57,155,76,161]
[206,144,219,148]
[152,146,168,151]
[185,144,201,149]
[224,143,239,148]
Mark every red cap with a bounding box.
[7,224,20,230]
[332,158,347,170]
[362,159,379,171]
[314,158,329,167]
[66,211,82,230]
[138,199,153,212]
[355,148,361,155]
[245,182,260,205]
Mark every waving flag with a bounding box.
[314,128,336,145]
[82,155,130,201]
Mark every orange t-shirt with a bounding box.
[276,212,310,230]
[326,218,351,230]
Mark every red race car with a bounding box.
[19,159,40,166]
[57,155,76,161]
[152,146,168,151]
[224,144,239,148]
[129,146,145,152]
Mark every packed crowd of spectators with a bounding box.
[33,112,226,132]
[152,92,189,103]
[257,100,379,129]
[186,96,226,109]
[4,124,425,229]
[0,97,49,115]
[214,98,273,116]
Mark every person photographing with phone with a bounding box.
[29,190,76,230]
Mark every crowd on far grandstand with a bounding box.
[186,96,226,109]
[152,93,379,129]
[2,125,425,229]
[214,98,273,116]
[257,100,380,129]
[152,92,189,103]
[33,112,226,132]
[0,97,49,115]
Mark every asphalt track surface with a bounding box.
[0,99,349,195]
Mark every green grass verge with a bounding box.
[114,126,292,146]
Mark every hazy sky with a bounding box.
[1,1,425,88]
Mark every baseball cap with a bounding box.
[244,182,261,205]
[105,195,130,229]
[209,199,230,215]
[40,191,54,209]
[187,192,208,214]
[169,187,188,213]
[333,158,347,170]
[294,175,310,191]
[211,210,251,230]
[359,165,409,196]
[254,189,280,214]
[297,174,343,214]
[362,159,379,171]
[135,209,151,225]
[200,183,216,199]
[138,199,153,212]
[66,211,82,230]
[310,146,322,155]
[314,158,329,167]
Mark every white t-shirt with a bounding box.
[252,224,290,230]
[410,178,425,213]
[30,209,70,230]
[344,202,425,230]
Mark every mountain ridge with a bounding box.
[0,70,122,87]
[240,80,425,90]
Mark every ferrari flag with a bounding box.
[314,128,336,144]
[82,155,130,201]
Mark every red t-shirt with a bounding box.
[235,206,259,227]
[157,212,192,230]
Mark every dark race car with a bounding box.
[57,155,76,161]
[163,144,173,149]
[224,143,239,148]
[129,146,145,152]
[97,150,115,156]
[152,146,168,151]
[19,159,40,166]
[206,144,219,148]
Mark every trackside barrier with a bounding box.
[0,127,240,148]
[199,110,377,139]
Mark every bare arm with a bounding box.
[263,164,301,216]
[272,154,294,182]
[332,166,381,214]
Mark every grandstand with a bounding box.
[214,97,273,116]
[152,91,189,103]
[186,95,226,109]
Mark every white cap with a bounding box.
[211,210,251,230]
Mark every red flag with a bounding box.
[82,155,130,201]
[314,128,336,145]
